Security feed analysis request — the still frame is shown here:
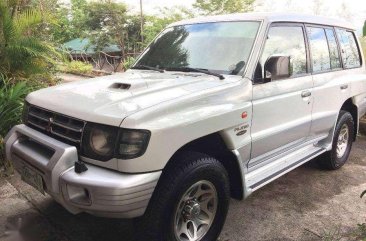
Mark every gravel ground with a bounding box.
[1,136,366,241]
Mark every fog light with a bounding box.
[66,185,91,206]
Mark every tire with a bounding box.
[138,151,230,241]
[319,110,354,170]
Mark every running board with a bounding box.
[246,145,326,192]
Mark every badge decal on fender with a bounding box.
[234,124,249,136]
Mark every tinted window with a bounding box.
[325,29,341,69]
[336,29,361,68]
[135,21,260,75]
[259,26,307,80]
[307,27,331,72]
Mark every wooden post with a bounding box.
[140,0,144,45]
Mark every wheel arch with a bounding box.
[163,132,244,200]
[341,98,358,140]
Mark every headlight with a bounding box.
[82,123,150,161]
[82,123,118,161]
[90,128,115,156]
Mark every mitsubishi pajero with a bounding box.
[5,13,366,241]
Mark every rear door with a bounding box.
[308,26,361,140]
[249,23,313,168]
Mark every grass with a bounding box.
[317,225,343,241]
[316,224,366,241]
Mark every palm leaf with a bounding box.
[0,1,60,78]
[0,78,31,137]
[14,9,43,35]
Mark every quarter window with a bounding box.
[307,27,331,72]
[258,26,307,81]
[336,29,361,68]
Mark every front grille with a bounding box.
[26,105,86,147]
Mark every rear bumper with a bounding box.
[5,124,161,218]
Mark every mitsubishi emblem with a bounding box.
[46,117,53,132]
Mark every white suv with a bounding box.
[5,13,366,241]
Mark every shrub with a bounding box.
[123,56,136,70]
[0,75,32,170]
[59,61,93,75]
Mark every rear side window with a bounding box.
[325,29,341,69]
[259,26,307,79]
[307,27,331,72]
[336,29,361,68]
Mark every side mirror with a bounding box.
[264,55,291,81]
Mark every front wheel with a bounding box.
[139,152,230,241]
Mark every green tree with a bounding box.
[193,0,255,15]
[49,0,88,44]
[363,20,366,37]
[83,1,128,57]
[0,0,59,79]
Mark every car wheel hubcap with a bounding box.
[336,124,349,158]
[174,180,218,241]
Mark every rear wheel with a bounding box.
[319,111,354,170]
[138,152,230,241]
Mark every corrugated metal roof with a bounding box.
[63,38,121,55]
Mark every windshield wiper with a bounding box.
[132,64,165,73]
[166,67,225,80]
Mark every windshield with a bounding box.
[134,21,260,75]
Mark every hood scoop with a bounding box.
[110,83,131,90]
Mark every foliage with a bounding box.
[0,0,60,79]
[83,1,129,56]
[0,77,31,138]
[355,224,366,241]
[49,0,88,44]
[0,75,32,170]
[360,37,366,60]
[123,56,136,70]
[59,61,93,75]
[193,0,255,15]
[48,1,195,66]
[363,20,366,37]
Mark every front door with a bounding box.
[249,23,313,168]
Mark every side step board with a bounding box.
[245,145,327,192]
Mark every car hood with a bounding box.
[26,70,240,126]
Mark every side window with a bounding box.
[336,28,361,68]
[307,27,331,72]
[255,26,307,82]
[325,29,341,69]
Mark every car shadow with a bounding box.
[5,200,137,241]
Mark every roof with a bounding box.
[169,12,354,30]
[63,38,121,55]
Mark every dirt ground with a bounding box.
[1,136,366,241]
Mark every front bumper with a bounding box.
[5,124,161,218]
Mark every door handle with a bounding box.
[301,91,312,98]
[340,84,348,90]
